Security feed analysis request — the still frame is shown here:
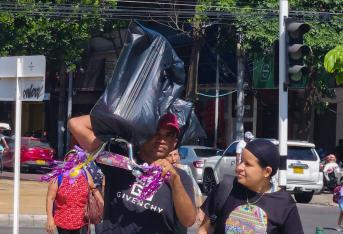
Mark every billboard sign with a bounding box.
[0,55,46,101]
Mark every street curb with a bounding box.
[312,202,338,207]
[299,202,338,207]
[0,214,46,227]
[0,172,42,182]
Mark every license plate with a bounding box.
[293,167,304,174]
[36,160,46,165]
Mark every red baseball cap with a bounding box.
[157,113,180,134]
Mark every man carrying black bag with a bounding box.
[68,113,196,233]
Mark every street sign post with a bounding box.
[0,55,45,234]
[279,0,288,187]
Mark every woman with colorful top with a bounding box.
[198,139,304,234]
[46,158,102,234]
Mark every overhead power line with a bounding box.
[114,0,343,15]
[1,1,342,15]
[0,1,342,23]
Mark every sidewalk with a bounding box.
[311,191,338,207]
[0,176,48,227]
[0,175,338,228]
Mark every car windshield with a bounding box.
[22,139,50,148]
[194,148,220,157]
[288,146,317,161]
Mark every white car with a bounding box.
[202,139,323,203]
[178,145,223,186]
[0,123,11,130]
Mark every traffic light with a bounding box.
[286,21,311,87]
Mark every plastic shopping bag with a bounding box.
[90,21,186,144]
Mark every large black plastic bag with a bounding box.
[180,111,207,145]
[168,98,193,138]
[168,99,207,146]
[90,21,186,144]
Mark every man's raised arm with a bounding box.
[68,115,103,152]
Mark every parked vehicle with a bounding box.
[202,140,239,195]
[2,136,55,172]
[178,145,223,187]
[202,139,323,203]
[0,122,11,131]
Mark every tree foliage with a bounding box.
[184,0,342,139]
[187,1,342,82]
[0,0,119,72]
[324,45,343,84]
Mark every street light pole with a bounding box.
[214,53,219,148]
[13,58,23,234]
[235,32,245,141]
[278,0,288,187]
[66,71,73,150]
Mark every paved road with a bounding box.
[1,204,342,234]
[0,227,46,234]
[1,171,341,233]
[298,203,342,234]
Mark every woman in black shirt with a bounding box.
[198,139,304,234]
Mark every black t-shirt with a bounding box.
[201,179,304,234]
[99,164,195,234]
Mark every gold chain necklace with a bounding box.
[245,189,266,207]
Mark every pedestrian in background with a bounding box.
[323,154,340,190]
[46,155,102,234]
[69,134,105,234]
[198,139,303,234]
[337,185,343,231]
[0,128,9,153]
[167,149,204,226]
[235,131,254,165]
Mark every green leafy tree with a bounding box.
[0,1,117,72]
[214,0,342,140]
[0,0,121,156]
[324,45,343,84]
[164,0,341,140]
[2,0,341,142]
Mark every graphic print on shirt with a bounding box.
[116,182,164,213]
[225,204,267,234]
[130,183,154,201]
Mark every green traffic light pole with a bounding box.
[278,0,288,188]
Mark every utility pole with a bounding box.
[214,53,219,147]
[66,71,73,150]
[278,0,288,187]
[185,38,201,101]
[57,66,66,159]
[235,32,245,140]
[213,25,221,147]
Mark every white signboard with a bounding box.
[0,55,46,101]
[0,55,46,234]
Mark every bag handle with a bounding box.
[82,169,91,234]
[87,185,91,234]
